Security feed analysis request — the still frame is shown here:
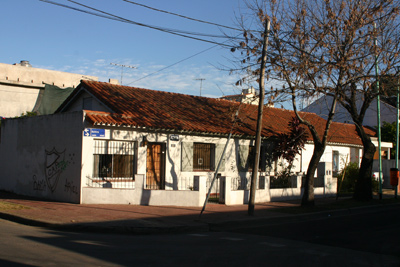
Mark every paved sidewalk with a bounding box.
[0,190,398,234]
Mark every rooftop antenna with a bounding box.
[215,83,225,96]
[110,63,137,85]
[194,78,205,96]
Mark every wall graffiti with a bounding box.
[32,147,76,193]
[64,179,78,195]
[32,175,46,191]
[45,148,67,192]
[230,160,238,173]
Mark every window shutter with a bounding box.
[181,142,193,172]
[238,145,249,172]
[215,144,225,172]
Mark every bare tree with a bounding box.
[231,0,400,205]
[333,2,400,201]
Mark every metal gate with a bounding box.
[206,173,221,203]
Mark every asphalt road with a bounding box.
[229,204,400,259]
[1,210,399,267]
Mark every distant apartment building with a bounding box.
[0,60,98,117]
[221,87,260,105]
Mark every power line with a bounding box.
[121,0,241,31]
[65,0,202,37]
[38,0,246,86]
[39,0,242,47]
[128,31,243,85]
[66,0,232,39]
[127,45,217,85]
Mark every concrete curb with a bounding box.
[50,223,211,235]
[0,211,211,235]
[0,212,52,228]
[208,202,400,231]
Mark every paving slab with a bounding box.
[0,190,398,234]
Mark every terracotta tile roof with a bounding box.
[64,80,374,146]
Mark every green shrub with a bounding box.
[371,177,379,192]
[337,162,359,193]
[270,169,291,188]
[337,163,380,193]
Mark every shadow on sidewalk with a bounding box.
[0,190,399,235]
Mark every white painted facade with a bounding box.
[80,124,273,204]
[0,110,353,206]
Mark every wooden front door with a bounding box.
[146,143,166,189]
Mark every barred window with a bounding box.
[193,143,215,171]
[93,140,135,179]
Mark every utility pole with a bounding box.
[395,66,400,199]
[248,18,270,216]
[396,71,399,199]
[194,78,205,96]
[110,63,137,85]
[373,23,383,200]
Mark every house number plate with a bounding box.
[170,135,179,141]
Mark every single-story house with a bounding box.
[303,94,395,187]
[0,80,376,206]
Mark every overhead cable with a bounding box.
[66,0,235,39]
[128,31,243,84]
[127,45,218,84]
[39,0,241,47]
[121,0,242,31]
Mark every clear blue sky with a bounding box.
[1,0,250,98]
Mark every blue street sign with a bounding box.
[83,128,90,137]
[83,128,105,137]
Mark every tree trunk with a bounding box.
[354,129,375,201]
[248,19,270,216]
[301,142,324,206]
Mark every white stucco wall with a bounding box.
[80,128,261,192]
[322,144,359,169]
[222,176,270,205]
[0,109,357,205]
[300,143,362,176]
[0,111,84,203]
[0,62,98,118]
[80,124,353,204]
[0,84,42,117]
[81,175,208,206]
